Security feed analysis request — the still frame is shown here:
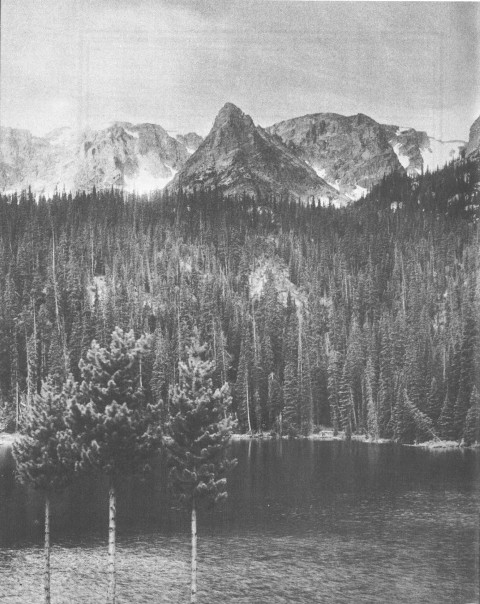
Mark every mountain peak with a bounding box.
[218,102,245,117]
[169,103,341,202]
[466,115,480,159]
[213,102,255,130]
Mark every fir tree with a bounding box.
[463,386,480,446]
[364,357,379,440]
[164,333,237,603]
[454,312,477,438]
[327,350,341,436]
[67,327,161,604]
[438,391,457,440]
[338,364,354,439]
[235,325,252,432]
[283,360,299,436]
[390,389,415,444]
[13,377,78,604]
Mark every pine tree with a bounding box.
[13,377,78,604]
[438,390,457,440]
[48,328,68,389]
[426,376,442,425]
[151,329,172,422]
[164,333,237,604]
[463,386,480,446]
[338,365,354,439]
[327,350,340,436]
[283,361,299,436]
[403,393,438,442]
[454,312,477,438]
[390,389,416,444]
[235,323,253,432]
[67,327,161,604]
[364,356,379,440]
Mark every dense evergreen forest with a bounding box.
[0,158,478,444]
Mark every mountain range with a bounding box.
[0,122,203,198]
[1,103,476,204]
[167,103,341,203]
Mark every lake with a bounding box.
[0,439,478,603]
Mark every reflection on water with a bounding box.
[0,440,478,603]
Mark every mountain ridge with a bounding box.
[267,112,466,200]
[0,122,204,196]
[168,103,346,204]
[0,106,472,201]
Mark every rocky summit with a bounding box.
[176,133,204,154]
[0,122,202,196]
[267,113,465,200]
[168,103,344,204]
[0,106,471,204]
[466,115,480,161]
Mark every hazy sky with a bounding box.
[1,1,479,140]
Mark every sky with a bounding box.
[1,0,479,141]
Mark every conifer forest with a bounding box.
[0,157,478,446]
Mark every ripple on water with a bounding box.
[0,440,478,603]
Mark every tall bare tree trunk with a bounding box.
[107,479,116,604]
[191,500,197,604]
[44,494,51,604]
[245,378,252,433]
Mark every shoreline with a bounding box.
[1,431,478,451]
[230,431,478,450]
[0,433,16,447]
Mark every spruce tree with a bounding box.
[438,391,457,440]
[235,324,252,432]
[338,365,354,439]
[13,377,78,604]
[164,333,236,603]
[364,356,379,440]
[283,360,299,436]
[463,386,480,446]
[327,350,341,436]
[67,327,161,604]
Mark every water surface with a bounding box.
[0,440,478,603]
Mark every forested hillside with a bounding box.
[0,158,478,444]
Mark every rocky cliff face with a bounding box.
[0,127,64,194]
[176,132,203,154]
[268,113,465,199]
[0,123,202,196]
[169,103,344,204]
[389,127,465,175]
[268,113,401,200]
[0,108,470,202]
[466,115,480,160]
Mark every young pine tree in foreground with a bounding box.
[165,333,237,604]
[67,327,161,604]
[13,377,78,604]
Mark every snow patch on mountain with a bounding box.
[308,163,365,203]
[345,185,368,201]
[125,128,139,139]
[391,142,412,170]
[46,127,75,147]
[310,165,327,180]
[124,165,177,194]
[420,138,464,173]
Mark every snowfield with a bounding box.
[420,138,465,173]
